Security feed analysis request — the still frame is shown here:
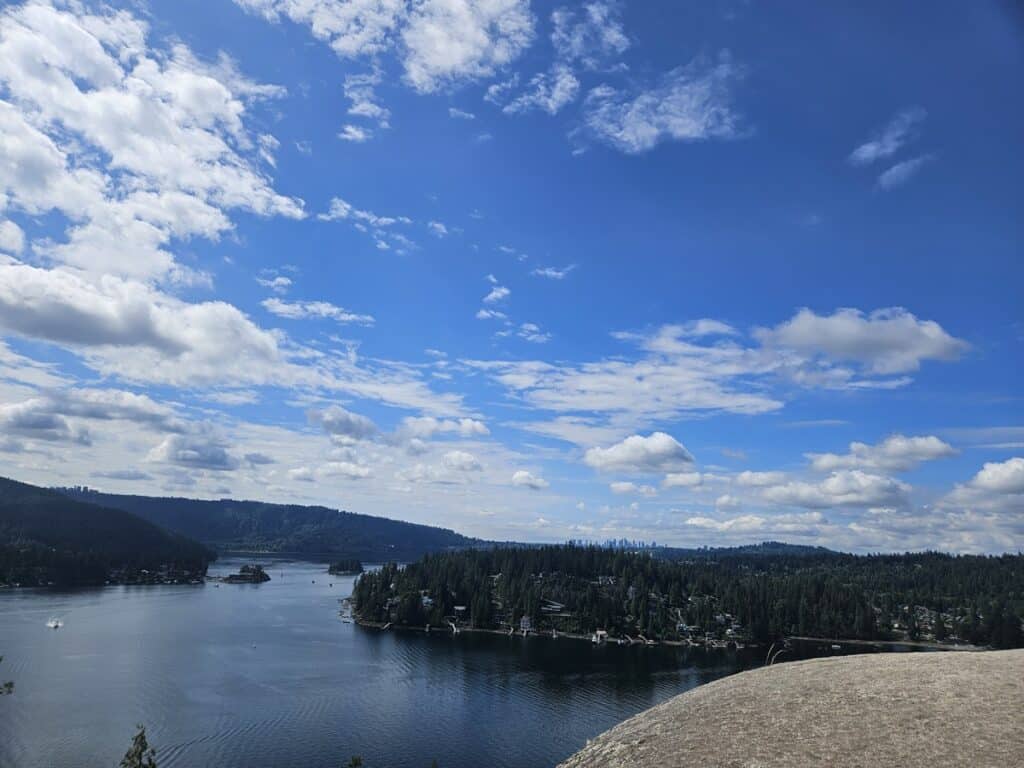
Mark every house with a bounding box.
[519,615,532,633]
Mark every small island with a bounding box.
[223,564,271,584]
[328,559,364,576]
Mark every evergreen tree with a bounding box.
[120,725,157,768]
[0,655,12,695]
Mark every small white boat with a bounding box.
[46,618,63,629]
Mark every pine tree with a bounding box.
[0,656,12,695]
[120,725,157,768]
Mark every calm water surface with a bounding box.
[0,557,894,768]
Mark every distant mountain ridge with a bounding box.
[57,487,485,561]
[0,477,212,586]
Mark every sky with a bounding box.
[0,0,1022,553]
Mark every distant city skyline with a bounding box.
[0,0,1021,552]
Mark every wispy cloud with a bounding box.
[849,107,926,166]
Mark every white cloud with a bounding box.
[338,123,372,142]
[0,220,25,254]
[401,0,535,93]
[735,470,786,487]
[396,416,489,440]
[344,69,391,126]
[483,284,510,303]
[663,471,703,488]
[755,307,968,375]
[147,432,240,471]
[319,460,372,479]
[582,52,743,154]
[512,469,548,489]
[531,264,575,279]
[878,154,931,189]
[551,2,629,68]
[502,63,579,115]
[234,0,405,58]
[715,493,741,510]
[256,275,292,293]
[610,481,656,496]
[0,1,303,283]
[517,322,550,343]
[449,107,476,119]
[849,107,926,166]
[584,432,694,473]
[808,434,956,473]
[0,264,285,386]
[309,405,378,442]
[969,457,1024,495]
[427,220,449,237]
[443,449,482,471]
[262,298,375,325]
[476,308,508,320]
[762,469,910,509]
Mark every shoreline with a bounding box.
[353,619,982,652]
[786,635,981,651]
[352,617,752,649]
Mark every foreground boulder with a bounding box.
[559,649,1023,768]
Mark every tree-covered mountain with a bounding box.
[354,545,1024,648]
[0,477,213,587]
[57,487,485,561]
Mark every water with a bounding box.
[0,558,905,768]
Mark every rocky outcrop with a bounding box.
[559,650,1024,768]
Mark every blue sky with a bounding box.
[0,0,1021,552]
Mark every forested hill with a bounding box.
[0,477,212,587]
[57,487,485,561]
[354,545,1024,649]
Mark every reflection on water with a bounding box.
[0,557,905,768]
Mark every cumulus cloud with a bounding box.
[582,52,743,153]
[235,0,405,58]
[396,416,489,440]
[755,307,968,375]
[969,457,1024,495]
[442,449,482,471]
[401,0,535,92]
[735,470,787,487]
[0,220,25,254]
[0,1,303,283]
[662,471,703,488]
[512,469,549,489]
[762,470,910,509]
[319,460,372,479]
[584,432,694,473]
[807,434,956,473]
[147,432,240,471]
[610,481,656,496]
[849,107,926,166]
[309,405,378,442]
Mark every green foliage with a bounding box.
[328,559,364,575]
[120,725,157,768]
[354,545,1024,647]
[1,655,12,695]
[0,477,212,587]
[58,486,481,561]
